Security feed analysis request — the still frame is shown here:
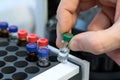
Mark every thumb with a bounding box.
[69,29,120,55]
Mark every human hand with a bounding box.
[56,0,120,65]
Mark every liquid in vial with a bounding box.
[0,22,9,38]
[17,30,28,46]
[26,43,38,62]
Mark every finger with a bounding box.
[99,0,116,7]
[88,10,111,31]
[69,31,106,54]
[78,0,96,11]
[57,0,80,34]
[101,6,115,24]
[106,49,120,65]
[56,23,62,48]
[115,0,120,22]
[56,0,79,47]
[56,23,72,48]
[56,0,97,48]
[106,7,120,65]
[69,23,120,54]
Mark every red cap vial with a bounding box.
[28,34,38,43]
[37,38,48,47]
[18,30,28,38]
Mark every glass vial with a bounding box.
[17,30,28,46]
[0,22,9,38]
[57,32,73,63]
[37,38,48,48]
[28,34,38,43]
[38,47,50,67]
[26,43,38,62]
[8,25,18,42]
[57,41,70,63]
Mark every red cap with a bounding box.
[18,30,28,38]
[37,38,48,47]
[28,34,38,43]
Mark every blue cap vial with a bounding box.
[26,43,37,52]
[9,25,18,32]
[0,22,8,30]
[38,47,49,58]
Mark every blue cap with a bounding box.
[38,48,49,58]
[26,43,37,52]
[9,25,18,32]
[0,22,8,30]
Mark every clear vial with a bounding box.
[9,33,18,41]
[8,25,18,42]
[38,47,50,67]
[57,32,73,63]
[57,41,70,63]
[38,58,50,67]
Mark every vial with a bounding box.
[28,34,38,55]
[0,22,9,38]
[17,30,28,46]
[26,43,38,62]
[28,34,38,43]
[8,25,18,42]
[37,38,48,48]
[57,32,73,63]
[38,47,50,67]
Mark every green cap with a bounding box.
[62,32,73,42]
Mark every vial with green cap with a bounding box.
[57,32,73,63]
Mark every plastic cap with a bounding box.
[62,32,73,42]
[9,25,18,32]
[38,47,49,58]
[28,34,38,43]
[18,30,28,38]
[0,22,8,30]
[26,43,37,52]
[37,38,48,47]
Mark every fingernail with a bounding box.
[69,40,80,51]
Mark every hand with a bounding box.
[56,0,120,65]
